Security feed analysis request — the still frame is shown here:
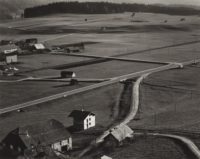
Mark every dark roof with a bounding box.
[0,44,18,52]
[69,110,95,120]
[12,119,71,147]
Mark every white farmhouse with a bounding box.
[69,110,95,131]
[0,44,18,64]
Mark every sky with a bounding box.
[76,0,200,6]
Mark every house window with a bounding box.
[18,147,21,152]
[10,145,13,150]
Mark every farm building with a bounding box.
[1,119,72,156]
[61,71,76,78]
[33,43,46,50]
[0,44,19,64]
[101,155,112,159]
[25,38,38,44]
[69,110,95,131]
[52,42,85,54]
[0,65,18,76]
[105,124,133,146]
[0,40,13,46]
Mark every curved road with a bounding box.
[78,73,149,157]
[151,133,200,159]
[79,61,200,158]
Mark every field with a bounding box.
[0,12,200,159]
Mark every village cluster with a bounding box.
[0,38,85,76]
[0,109,133,159]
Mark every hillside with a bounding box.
[0,0,64,20]
[24,2,200,18]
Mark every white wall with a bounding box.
[84,115,95,130]
[6,55,17,64]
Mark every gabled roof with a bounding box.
[12,119,71,147]
[109,124,133,142]
[101,155,112,159]
[34,43,45,50]
[0,44,18,53]
[69,110,95,120]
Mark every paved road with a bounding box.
[0,63,181,115]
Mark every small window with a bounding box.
[10,145,13,150]
[18,147,21,152]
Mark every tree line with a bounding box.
[24,1,200,18]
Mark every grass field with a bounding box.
[0,12,200,159]
[129,65,200,131]
[83,136,190,159]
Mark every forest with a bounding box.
[24,1,200,18]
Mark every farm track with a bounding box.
[18,39,200,75]
[78,74,149,157]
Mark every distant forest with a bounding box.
[24,1,200,18]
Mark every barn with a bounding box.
[2,119,72,156]
[105,124,134,146]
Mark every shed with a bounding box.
[2,119,72,156]
[33,43,45,50]
[61,71,76,78]
[25,38,38,44]
[101,155,112,159]
[105,124,133,145]
[69,110,95,131]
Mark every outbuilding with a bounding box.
[33,43,46,50]
[25,38,38,44]
[2,119,72,156]
[69,110,95,131]
[105,124,133,146]
[61,71,76,78]
[101,155,112,159]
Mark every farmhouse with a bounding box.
[69,110,95,131]
[0,44,18,64]
[61,71,76,78]
[105,124,133,145]
[25,38,38,44]
[53,42,85,54]
[2,119,72,156]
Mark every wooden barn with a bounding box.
[2,119,72,156]
[105,124,133,146]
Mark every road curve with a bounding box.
[78,59,200,158]
[151,133,200,159]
